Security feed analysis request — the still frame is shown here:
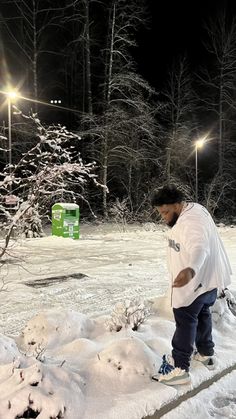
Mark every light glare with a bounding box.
[4,88,19,101]
[7,91,17,99]
[195,139,205,149]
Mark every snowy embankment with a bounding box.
[0,295,236,419]
[0,223,235,418]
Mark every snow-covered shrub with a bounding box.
[106,299,151,332]
[213,289,236,322]
[109,198,130,230]
[0,107,104,257]
[211,289,236,334]
[18,202,44,238]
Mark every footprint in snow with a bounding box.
[209,394,236,418]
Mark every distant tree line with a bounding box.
[0,0,236,222]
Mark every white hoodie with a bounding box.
[166,203,232,308]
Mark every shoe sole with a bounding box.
[194,357,215,370]
[160,377,191,386]
[204,363,215,370]
[152,375,191,385]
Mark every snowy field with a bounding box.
[0,222,236,418]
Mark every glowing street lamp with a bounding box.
[5,89,19,187]
[6,90,18,100]
[195,139,205,202]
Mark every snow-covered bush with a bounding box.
[213,289,236,322]
[109,198,130,230]
[0,108,104,256]
[106,299,151,332]
[18,202,44,238]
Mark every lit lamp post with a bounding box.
[6,91,18,175]
[195,139,205,202]
[3,89,19,200]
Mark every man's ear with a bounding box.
[173,202,182,213]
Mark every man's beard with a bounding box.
[167,212,179,227]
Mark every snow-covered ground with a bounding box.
[0,222,236,418]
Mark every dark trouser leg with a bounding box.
[172,289,217,372]
[196,290,217,356]
[172,306,198,372]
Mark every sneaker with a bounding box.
[153,367,191,386]
[193,351,215,370]
[152,355,191,385]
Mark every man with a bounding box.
[151,185,232,385]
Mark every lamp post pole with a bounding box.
[7,96,12,183]
[5,90,18,193]
[195,144,198,202]
[195,139,205,203]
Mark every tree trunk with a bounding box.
[32,0,38,110]
[84,0,93,115]
[102,1,116,217]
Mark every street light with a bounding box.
[195,139,205,202]
[6,90,17,168]
[5,89,19,193]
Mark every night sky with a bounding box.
[135,0,236,90]
[1,0,236,111]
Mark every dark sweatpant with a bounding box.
[172,288,218,372]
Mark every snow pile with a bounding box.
[0,224,235,418]
[0,294,235,418]
[0,345,85,418]
[97,336,157,378]
[17,310,95,355]
[0,334,21,364]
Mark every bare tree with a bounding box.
[0,0,65,104]
[0,107,102,258]
[161,57,197,185]
[198,11,236,175]
[193,11,236,213]
[97,0,154,216]
[62,0,94,115]
[203,172,235,216]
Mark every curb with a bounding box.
[144,362,236,418]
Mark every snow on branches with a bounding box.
[0,108,103,254]
[106,299,151,332]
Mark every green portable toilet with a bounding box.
[52,203,80,239]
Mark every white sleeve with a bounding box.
[182,220,210,275]
[188,246,209,274]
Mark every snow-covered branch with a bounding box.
[0,109,103,257]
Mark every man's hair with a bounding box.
[151,185,185,206]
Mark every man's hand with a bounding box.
[172,267,195,288]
